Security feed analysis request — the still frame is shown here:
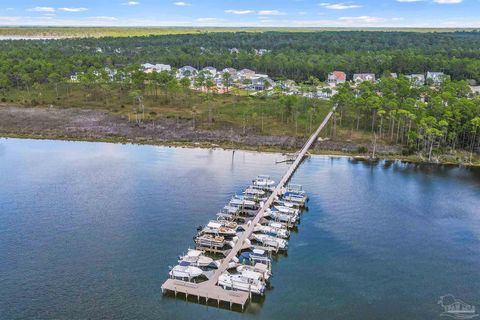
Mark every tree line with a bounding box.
[332,76,480,160]
[2,31,480,91]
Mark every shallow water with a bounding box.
[0,138,479,319]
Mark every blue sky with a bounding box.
[0,0,479,27]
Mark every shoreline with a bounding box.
[2,133,479,168]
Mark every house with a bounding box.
[390,73,398,79]
[219,68,238,82]
[250,74,275,90]
[470,86,480,96]
[327,71,347,86]
[202,67,217,78]
[238,68,256,80]
[105,67,117,81]
[70,73,79,82]
[141,63,172,73]
[426,72,448,86]
[353,73,376,83]
[254,49,271,56]
[406,74,425,87]
[221,68,237,76]
[176,66,198,79]
[278,79,298,92]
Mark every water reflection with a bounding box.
[0,138,479,320]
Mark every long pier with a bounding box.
[161,109,334,310]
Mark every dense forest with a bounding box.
[1,31,480,86]
[0,31,479,161]
[331,76,480,160]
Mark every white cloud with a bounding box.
[338,15,386,23]
[123,1,140,5]
[196,17,223,22]
[89,16,118,21]
[319,2,361,9]
[257,10,286,16]
[224,9,286,15]
[174,2,190,6]
[225,10,255,14]
[433,0,463,3]
[28,7,55,13]
[58,8,88,12]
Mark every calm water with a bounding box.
[1,138,479,319]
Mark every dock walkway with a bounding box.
[161,109,334,310]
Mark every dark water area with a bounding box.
[0,138,479,319]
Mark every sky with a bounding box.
[0,0,479,28]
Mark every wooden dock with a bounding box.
[161,109,334,310]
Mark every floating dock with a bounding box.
[161,109,334,311]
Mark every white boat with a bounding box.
[200,221,237,237]
[253,233,288,250]
[244,188,265,196]
[236,263,271,281]
[254,224,290,239]
[274,199,299,208]
[282,193,307,206]
[239,249,271,265]
[282,185,308,205]
[268,221,290,230]
[178,249,215,267]
[252,175,275,188]
[274,205,299,216]
[235,193,266,203]
[286,184,306,195]
[229,198,258,210]
[195,234,234,248]
[214,219,238,230]
[169,262,203,280]
[218,271,266,295]
[264,209,298,224]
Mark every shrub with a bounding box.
[357,146,368,153]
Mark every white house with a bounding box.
[353,73,376,83]
[426,72,448,85]
[250,74,275,90]
[406,74,425,87]
[141,63,172,73]
[255,49,271,56]
[470,86,480,96]
[238,69,256,80]
[176,66,198,79]
[202,67,217,78]
[70,73,79,82]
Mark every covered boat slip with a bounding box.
[161,110,334,311]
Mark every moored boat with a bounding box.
[178,249,215,267]
[239,248,271,265]
[218,271,266,295]
[253,233,288,250]
[236,263,271,281]
[254,224,290,239]
[169,261,203,280]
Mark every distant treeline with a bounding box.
[1,31,480,89]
